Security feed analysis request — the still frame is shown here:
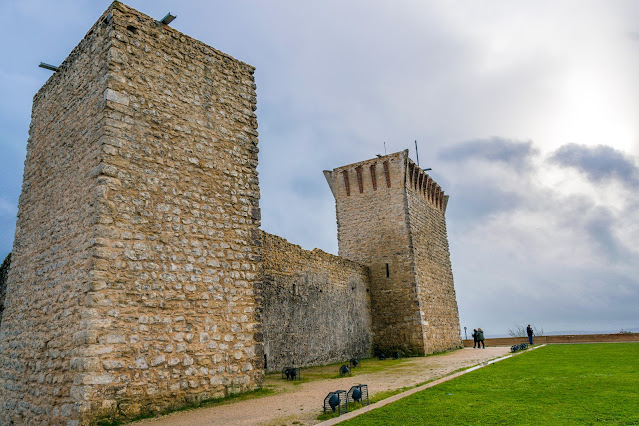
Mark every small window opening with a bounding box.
[385,263,390,278]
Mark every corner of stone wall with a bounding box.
[74,5,263,423]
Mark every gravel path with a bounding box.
[134,347,510,426]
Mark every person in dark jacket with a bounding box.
[472,329,478,348]
[527,324,534,345]
[476,328,485,348]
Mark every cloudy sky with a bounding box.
[1,0,638,337]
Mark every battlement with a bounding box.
[325,149,460,355]
[406,159,449,214]
[325,151,401,198]
[324,150,448,214]
[0,3,460,422]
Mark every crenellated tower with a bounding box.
[324,150,461,355]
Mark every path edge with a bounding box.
[318,344,547,425]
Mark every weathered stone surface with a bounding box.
[0,2,262,424]
[324,150,462,355]
[0,6,114,424]
[406,158,462,353]
[261,232,372,371]
[0,2,462,424]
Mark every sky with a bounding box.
[1,0,638,337]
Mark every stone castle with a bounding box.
[0,2,461,424]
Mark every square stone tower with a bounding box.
[0,2,262,424]
[324,150,461,355]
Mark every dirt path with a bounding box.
[134,347,509,426]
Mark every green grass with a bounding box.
[269,349,460,385]
[263,356,416,388]
[340,343,639,425]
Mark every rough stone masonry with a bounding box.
[325,150,461,356]
[0,2,460,424]
[0,3,262,424]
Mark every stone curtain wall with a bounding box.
[0,1,462,422]
[0,7,114,424]
[261,232,372,371]
[325,151,425,354]
[0,2,263,424]
[406,160,462,352]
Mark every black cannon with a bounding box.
[339,364,350,376]
[281,367,301,380]
[510,343,529,353]
[323,390,348,415]
[347,384,369,407]
[329,393,340,411]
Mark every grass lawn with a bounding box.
[340,343,639,425]
[263,350,456,391]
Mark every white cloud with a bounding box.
[441,138,639,335]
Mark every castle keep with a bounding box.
[0,2,460,424]
[325,151,460,355]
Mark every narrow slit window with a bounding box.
[385,263,390,278]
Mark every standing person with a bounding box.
[472,329,478,348]
[476,328,485,349]
[527,324,534,345]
